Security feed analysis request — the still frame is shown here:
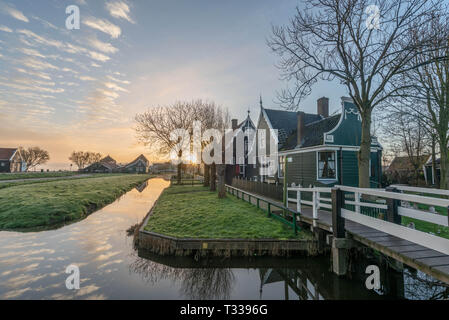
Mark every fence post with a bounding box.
[267,203,271,217]
[355,192,361,213]
[297,190,301,213]
[293,211,298,235]
[312,190,318,220]
[331,187,345,238]
[385,187,401,224]
[257,198,260,209]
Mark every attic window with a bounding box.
[318,151,336,180]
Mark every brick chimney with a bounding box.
[317,97,329,118]
[297,111,305,146]
[232,119,238,130]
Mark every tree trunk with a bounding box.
[432,138,439,187]
[217,164,226,198]
[358,111,372,188]
[440,143,449,190]
[177,163,182,184]
[204,163,210,187]
[210,162,216,191]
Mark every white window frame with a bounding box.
[316,150,338,182]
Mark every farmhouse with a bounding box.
[0,148,26,173]
[255,97,383,188]
[83,155,121,173]
[122,154,150,173]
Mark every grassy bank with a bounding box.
[145,185,312,240]
[0,172,78,180]
[0,174,151,230]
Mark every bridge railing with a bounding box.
[333,185,449,255]
[287,186,332,222]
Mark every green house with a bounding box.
[256,97,383,188]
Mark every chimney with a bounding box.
[317,97,329,118]
[297,112,305,146]
[232,119,238,130]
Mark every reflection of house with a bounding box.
[225,112,257,184]
[122,155,150,173]
[256,97,383,187]
[83,155,121,173]
[0,148,26,173]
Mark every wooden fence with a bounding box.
[231,178,283,201]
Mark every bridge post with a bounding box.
[385,187,401,224]
[331,187,349,276]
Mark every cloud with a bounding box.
[88,51,111,62]
[0,25,12,32]
[104,82,129,92]
[21,57,59,71]
[87,37,118,54]
[106,1,135,23]
[107,75,130,85]
[1,4,29,23]
[19,48,45,58]
[79,76,97,81]
[84,17,121,39]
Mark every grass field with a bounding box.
[145,185,312,240]
[0,174,151,231]
[0,172,78,181]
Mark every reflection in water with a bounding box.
[0,177,448,300]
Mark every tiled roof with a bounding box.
[125,154,149,168]
[281,114,341,150]
[0,148,17,160]
[264,109,322,148]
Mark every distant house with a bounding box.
[225,112,257,184]
[385,155,430,185]
[255,97,383,188]
[83,155,121,173]
[122,154,150,173]
[0,148,26,173]
[151,162,176,173]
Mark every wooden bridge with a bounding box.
[225,184,449,285]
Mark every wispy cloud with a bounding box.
[1,3,29,22]
[84,17,121,39]
[106,1,135,24]
[0,25,12,32]
[87,37,118,54]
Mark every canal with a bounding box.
[0,178,447,300]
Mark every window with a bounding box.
[318,151,337,180]
[0,162,5,167]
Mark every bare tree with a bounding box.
[268,0,437,188]
[135,102,197,183]
[381,104,430,185]
[396,13,449,188]
[69,151,102,170]
[19,146,50,172]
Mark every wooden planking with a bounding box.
[401,249,448,259]
[434,265,449,274]
[416,256,449,267]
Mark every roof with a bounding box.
[281,114,341,150]
[387,155,430,172]
[236,115,256,131]
[125,154,149,168]
[0,148,18,160]
[263,108,323,148]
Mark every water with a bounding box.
[0,178,447,300]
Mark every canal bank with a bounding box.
[137,185,319,257]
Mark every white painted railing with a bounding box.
[391,185,449,197]
[287,185,332,221]
[335,185,449,255]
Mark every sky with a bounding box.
[0,0,347,170]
